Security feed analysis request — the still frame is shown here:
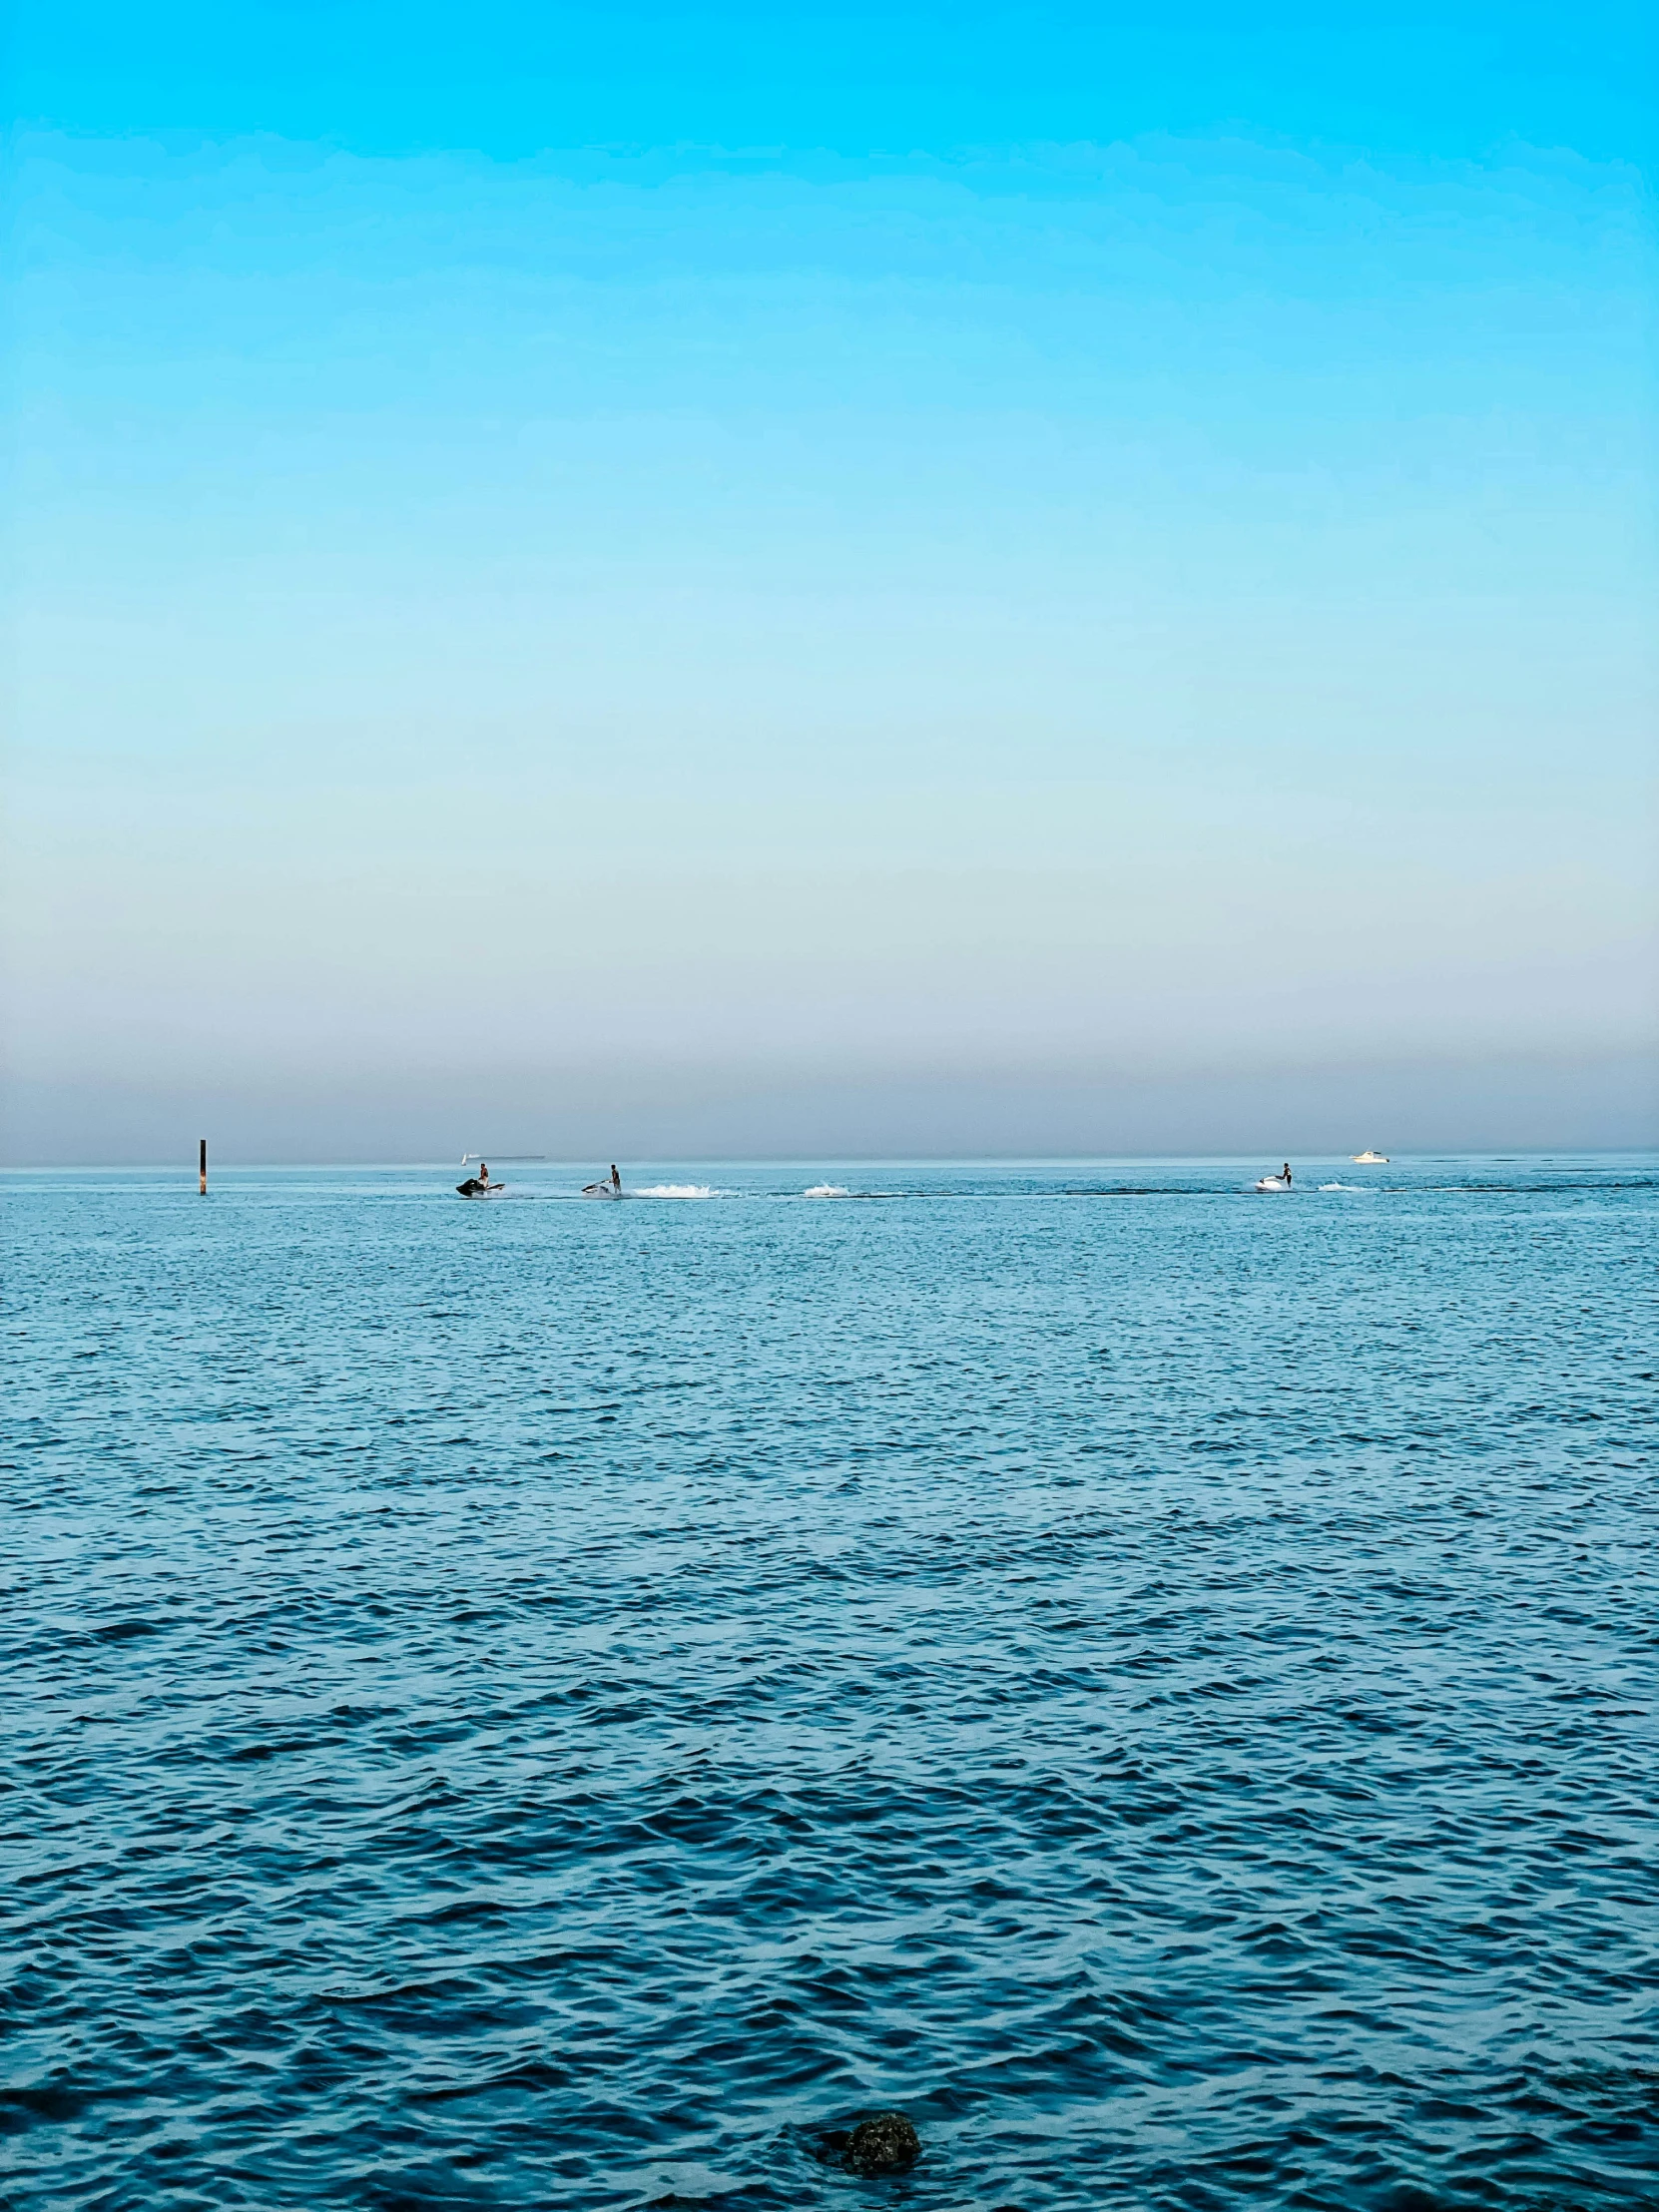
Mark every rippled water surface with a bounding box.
[5,1156,1657,2210]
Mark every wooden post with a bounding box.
[200,1138,208,1195]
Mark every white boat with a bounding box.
[1351,1150,1388,1164]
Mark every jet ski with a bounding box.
[456,1176,504,1199]
[581,1181,623,1200]
[1254,1174,1293,1192]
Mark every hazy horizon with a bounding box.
[5,1046,1653,1168]
[5,4,1655,1161]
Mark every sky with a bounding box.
[4,2,1656,1161]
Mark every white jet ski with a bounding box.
[1254,1174,1293,1192]
[582,1168,625,1199]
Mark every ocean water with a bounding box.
[4,1155,1656,2212]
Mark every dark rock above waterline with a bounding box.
[840,2111,921,2175]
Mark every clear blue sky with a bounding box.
[5,3,1656,1159]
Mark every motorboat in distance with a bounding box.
[1351,1150,1389,1164]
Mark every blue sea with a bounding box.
[4,1156,1656,2210]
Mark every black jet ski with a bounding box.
[456,1176,504,1199]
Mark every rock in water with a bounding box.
[842,2112,921,2174]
